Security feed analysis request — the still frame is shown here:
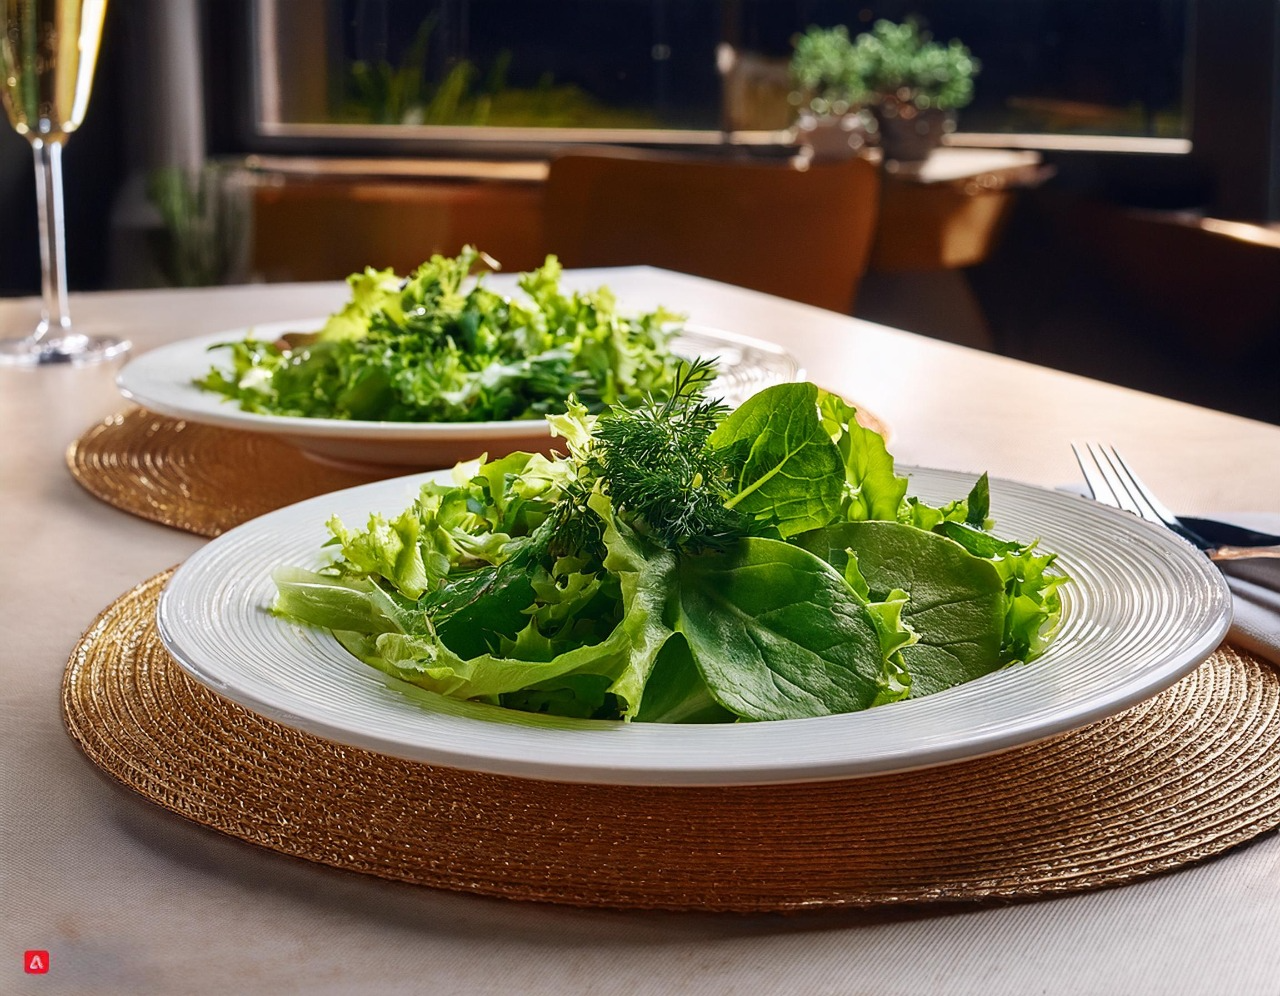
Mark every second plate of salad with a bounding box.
[115,249,806,471]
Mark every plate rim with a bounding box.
[155,466,1234,786]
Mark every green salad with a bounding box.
[195,247,693,422]
[272,368,1069,724]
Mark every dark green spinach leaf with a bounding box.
[675,537,887,720]
[797,521,1006,697]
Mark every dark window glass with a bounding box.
[773,0,1189,138]
[258,0,1190,143]
[277,0,724,131]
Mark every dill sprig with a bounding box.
[588,359,747,551]
[547,475,607,560]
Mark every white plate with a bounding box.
[156,467,1233,786]
[116,321,801,471]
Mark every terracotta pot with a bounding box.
[873,105,954,163]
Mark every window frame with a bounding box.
[216,0,1280,220]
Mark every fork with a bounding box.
[1072,443,1280,562]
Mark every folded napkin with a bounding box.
[1217,546,1280,667]
[1177,512,1280,667]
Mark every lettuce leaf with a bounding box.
[591,493,680,719]
[796,520,1007,697]
[817,389,909,522]
[674,537,894,720]
[709,382,845,538]
[197,247,695,422]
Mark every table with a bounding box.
[4,271,1279,995]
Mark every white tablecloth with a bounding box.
[4,271,1279,995]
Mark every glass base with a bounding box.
[0,333,131,367]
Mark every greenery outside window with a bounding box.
[248,0,1191,156]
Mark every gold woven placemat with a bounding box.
[63,571,1280,913]
[66,409,390,537]
[67,401,892,539]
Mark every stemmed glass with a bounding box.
[0,0,128,366]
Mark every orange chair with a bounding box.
[543,149,881,313]
[251,176,549,282]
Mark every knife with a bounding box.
[1178,516,1280,549]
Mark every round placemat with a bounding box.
[66,401,892,538]
[63,571,1280,913]
[67,409,389,536]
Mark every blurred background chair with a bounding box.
[251,170,549,282]
[542,149,881,314]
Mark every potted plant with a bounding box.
[851,19,980,162]
[787,25,874,160]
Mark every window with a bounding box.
[226,1,1276,218]
[248,0,1191,153]
[252,0,745,152]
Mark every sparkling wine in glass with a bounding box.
[0,0,128,366]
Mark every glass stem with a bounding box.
[32,139,72,341]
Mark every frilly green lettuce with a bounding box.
[196,247,695,422]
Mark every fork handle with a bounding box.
[1208,544,1280,561]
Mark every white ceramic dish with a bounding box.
[116,321,801,471]
[156,467,1233,787]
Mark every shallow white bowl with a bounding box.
[156,467,1232,786]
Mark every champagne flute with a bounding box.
[0,0,128,366]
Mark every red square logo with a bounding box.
[24,950,49,974]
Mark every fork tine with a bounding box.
[1076,443,1213,550]
[1105,448,1182,529]
[1081,443,1163,525]
[1086,444,1150,520]
[1071,442,1116,507]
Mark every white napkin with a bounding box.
[1218,555,1280,666]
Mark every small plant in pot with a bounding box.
[852,19,980,162]
[787,25,874,160]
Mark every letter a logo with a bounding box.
[24,950,50,974]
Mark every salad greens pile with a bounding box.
[273,368,1069,724]
[195,247,693,422]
